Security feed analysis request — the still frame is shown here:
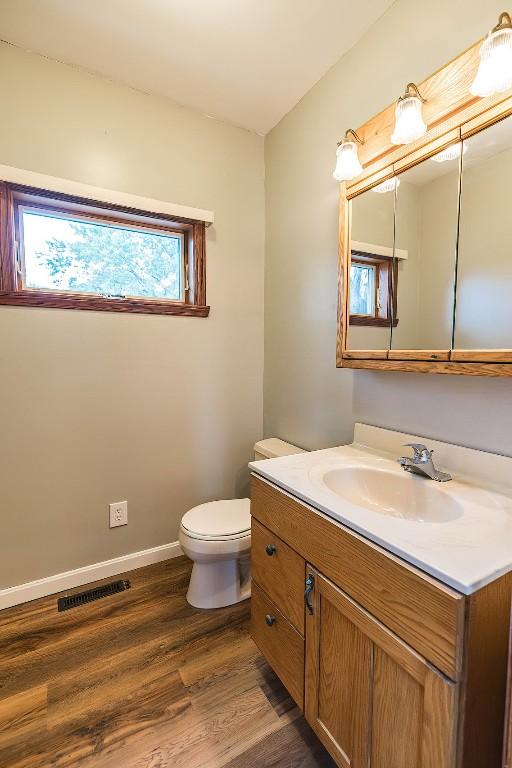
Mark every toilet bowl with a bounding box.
[180,438,304,609]
[180,499,251,609]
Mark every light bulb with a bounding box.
[431,143,466,163]
[391,94,427,145]
[372,177,400,194]
[471,14,512,98]
[333,140,363,181]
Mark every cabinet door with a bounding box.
[304,569,457,768]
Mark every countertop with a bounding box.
[249,424,512,594]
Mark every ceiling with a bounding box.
[0,0,395,134]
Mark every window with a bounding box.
[0,183,208,316]
[21,208,184,301]
[349,250,397,327]
[350,262,376,316]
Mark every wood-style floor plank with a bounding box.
[0,556,334,767]
[0,685,47,749]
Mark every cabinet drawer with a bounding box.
[251,518,305,634]
[251,475,465,680]
[251,582,304,708]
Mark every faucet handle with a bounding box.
[404,442,432,458]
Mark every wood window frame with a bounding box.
[0,182,209,317]
[349,250,398,328]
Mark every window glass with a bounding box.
[20,208,184,301]
[350,264,375,315]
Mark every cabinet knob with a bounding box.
[265,544,276,556]
[265,614,276,627]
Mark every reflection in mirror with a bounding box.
[455,116,512,349]
[391,144,461,351]
[347,181,395,350]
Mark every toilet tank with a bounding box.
[253,438,305,461]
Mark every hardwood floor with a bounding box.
[0,557,334,768]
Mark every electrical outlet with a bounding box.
[109,501,128,528]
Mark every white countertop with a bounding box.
[249,424,512,594]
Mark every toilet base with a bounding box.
[187,556,251,609]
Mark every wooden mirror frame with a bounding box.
[337,33,512,377]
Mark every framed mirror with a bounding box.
[453,115,512,360]
[390,144,461,359]
[336,39,512,376]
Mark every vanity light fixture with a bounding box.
[391,83,427,145]
[471,12,512,97]
[333,129,364,181]
[431,143,467,163]
[371,177,400,194]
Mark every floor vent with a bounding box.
[57,579,131,612]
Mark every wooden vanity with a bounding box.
[250,474,512,768]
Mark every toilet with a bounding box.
[179,438,304,609]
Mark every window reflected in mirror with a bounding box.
[391,144,461,353]
[347,183,395,350]
[454,116,512,349]
[350,261,375,316]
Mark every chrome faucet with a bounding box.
[397,443,452,482]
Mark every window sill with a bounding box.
[350,315,398,327]
[0,291,210,317]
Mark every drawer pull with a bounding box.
[265,614,276,627]
[265,544,277,556]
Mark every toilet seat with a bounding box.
[180,498,250,541]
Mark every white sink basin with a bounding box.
[321,466,463,523]
[249,424,512,593]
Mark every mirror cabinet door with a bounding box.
[390,145,461,358]
[346,184,395,352]
[454,115,512,355]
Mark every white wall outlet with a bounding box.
[109,501,128,528]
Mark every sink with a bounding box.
[250,424,512,593]
[321,466,463,523]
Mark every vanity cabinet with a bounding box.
[250,474,511,768]
[305,569,456,768]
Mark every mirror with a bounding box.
[347,182,394,350]
[454,116,512,349]
[391,145,461,352]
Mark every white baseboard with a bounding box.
[0,541,183,611]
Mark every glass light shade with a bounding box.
[333,141,363,181]
[391,95,427,145]
[471,27,512,97]
[372,177,400,194]
[431,143,466,163]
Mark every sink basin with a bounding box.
[321,466,463,523]
[250,424,512,593]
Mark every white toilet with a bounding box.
[179,438,304,609]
